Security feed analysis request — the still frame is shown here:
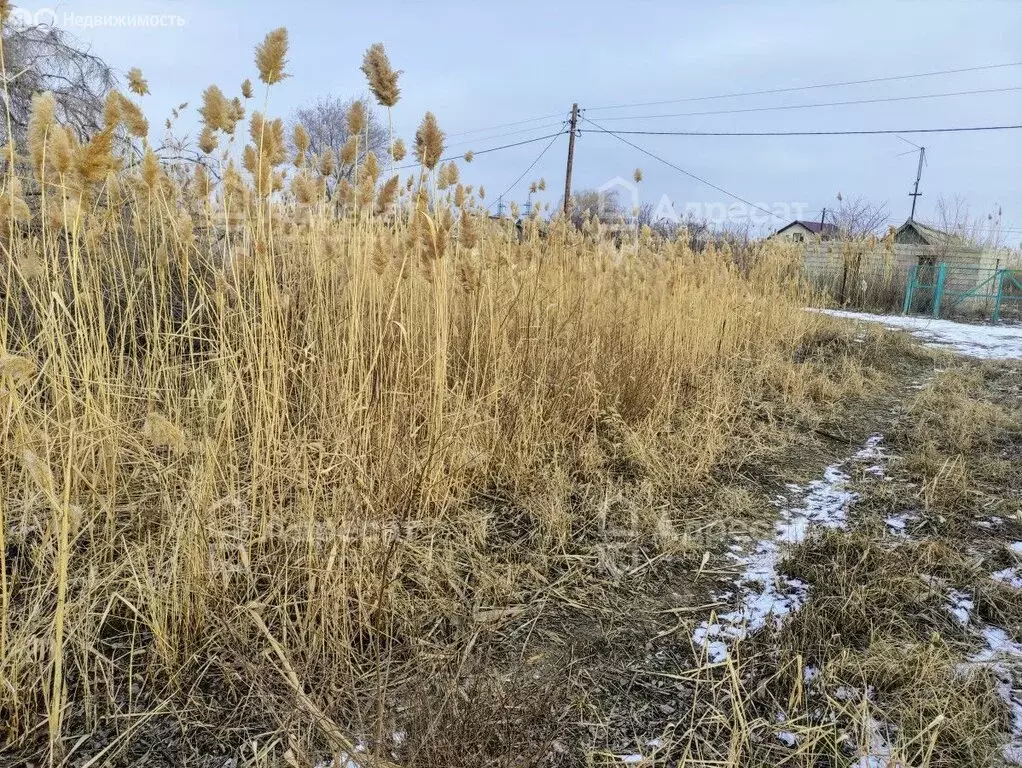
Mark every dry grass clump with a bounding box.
[781,531,962,656]
[769,534,1007,767]
[824,640,1005,767]
[0,22,889,766]
[893,366,1021,526]
[903,367,1014,456]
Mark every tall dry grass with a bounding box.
[0,22,876,766]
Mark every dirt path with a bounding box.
[543,347,1022,766]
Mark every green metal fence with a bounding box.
[903,263,1022,322]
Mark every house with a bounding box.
[893,219,968,248]
[798,216,1006,317]
[891,218,999,272]
[773,220,839,243]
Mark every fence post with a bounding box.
[993,269,1005,324]
[932,263,947,319]
[902,265,917,315]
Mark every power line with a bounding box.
[487,129,566,213]
[586,61,1022,112]
[579,123,1022,137]
[446,120,570,150]
[394,130,569,172]
[580,116,785,221]
[593,86,1022,123]
[446,111,568,139]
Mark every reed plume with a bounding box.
[340,136,357,167]
[27,92,57,180]
[375,173,399,214]
[116,93,149,138]
[127,68,150,97]
[227,98,246,133]
[47,126,74,177]
[198,126,218,155]
[255,27,290,86]
[293,124,310,167]
[319,149,335,178]
[199,86,230,132]
[98,92,120,131]
[458,209,477,248]
[346,100,366,136]
[364,151,380,182]
[360,43,401,107]
[142,413,188,455]
[413,112,444,171]
[391,138,406,163]
[291,171,320,205]
[0,353,36,387]
[74,129,118,187]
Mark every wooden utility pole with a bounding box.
[909,146,926,221]
[819,207,827,232]
[563,103,579,216]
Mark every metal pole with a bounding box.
[993,269,1005,323]
[909,146,925,221]
[932,262,947,318]
[903,265,917,315]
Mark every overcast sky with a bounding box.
[14,0,1022,241]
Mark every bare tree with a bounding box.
[832,194,889,238]
[290,95,387,180]
[1,22,116,144]
[933,194,1006,250]
[564,188,623,229]
[636,201,689,240]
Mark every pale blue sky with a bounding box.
[15,0,1022,239]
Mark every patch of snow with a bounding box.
[884,512,916,536]
[777,731,798,747]
[1010,542,1022,558]
[620,754,645,765]
[692,436,886,662]
[815,309,1022,360]
[993,568,1022,590]
[850,714,894,768]
[315,751,367,768]
[964,626,1022,764]
[947,589,975,625]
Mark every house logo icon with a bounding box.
[596,176,639,221]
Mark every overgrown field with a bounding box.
[0,21,1019,768]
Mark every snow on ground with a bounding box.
[965,626,1022,765]
[993,568,1022,589]
[692,436,888,664]
[941,590,1022,766]
[815,309,1022,360]
[850,714,895,768]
